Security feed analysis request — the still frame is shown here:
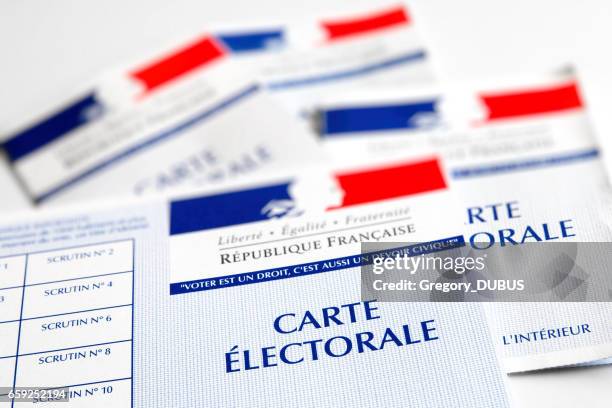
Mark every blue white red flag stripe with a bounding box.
[169,158,447,234]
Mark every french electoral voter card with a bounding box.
[167,149,612,375]
[0,184,510,407]
[253,4,435,118]
[0,33,326,208]
[314,71,599,175]
[198,3,434,117]
[309,72,612,371]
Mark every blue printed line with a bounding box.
[0,285,22,292]
[10,377,132,392]
[1,339,131,360]
[267,50,427,90]
[55,377,132,390]
[170,235,464,295]
[451,149,600,179]
[35,84,260,203]
[0,270,133,292]
[57,377,132,390]
[25,303,132,322]
[61,377,132,390]
[0,238,132,260]
[0,318,20,325]
[130,239,135,408]
[0,303,132,324]
[11,255,27,408]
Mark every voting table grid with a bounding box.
[0,239,134,406]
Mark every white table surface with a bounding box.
[1,1,611,406]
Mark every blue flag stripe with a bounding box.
[170,181,292,235]
[321,99,437,135]
[217,30,284,53]
[4,93,103,162]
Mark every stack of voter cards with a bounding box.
[1,3,611,407]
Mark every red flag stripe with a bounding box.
[480,82,583,122]
[330,158,446,209]
[130,36,225,95]
[321,6,410,42]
